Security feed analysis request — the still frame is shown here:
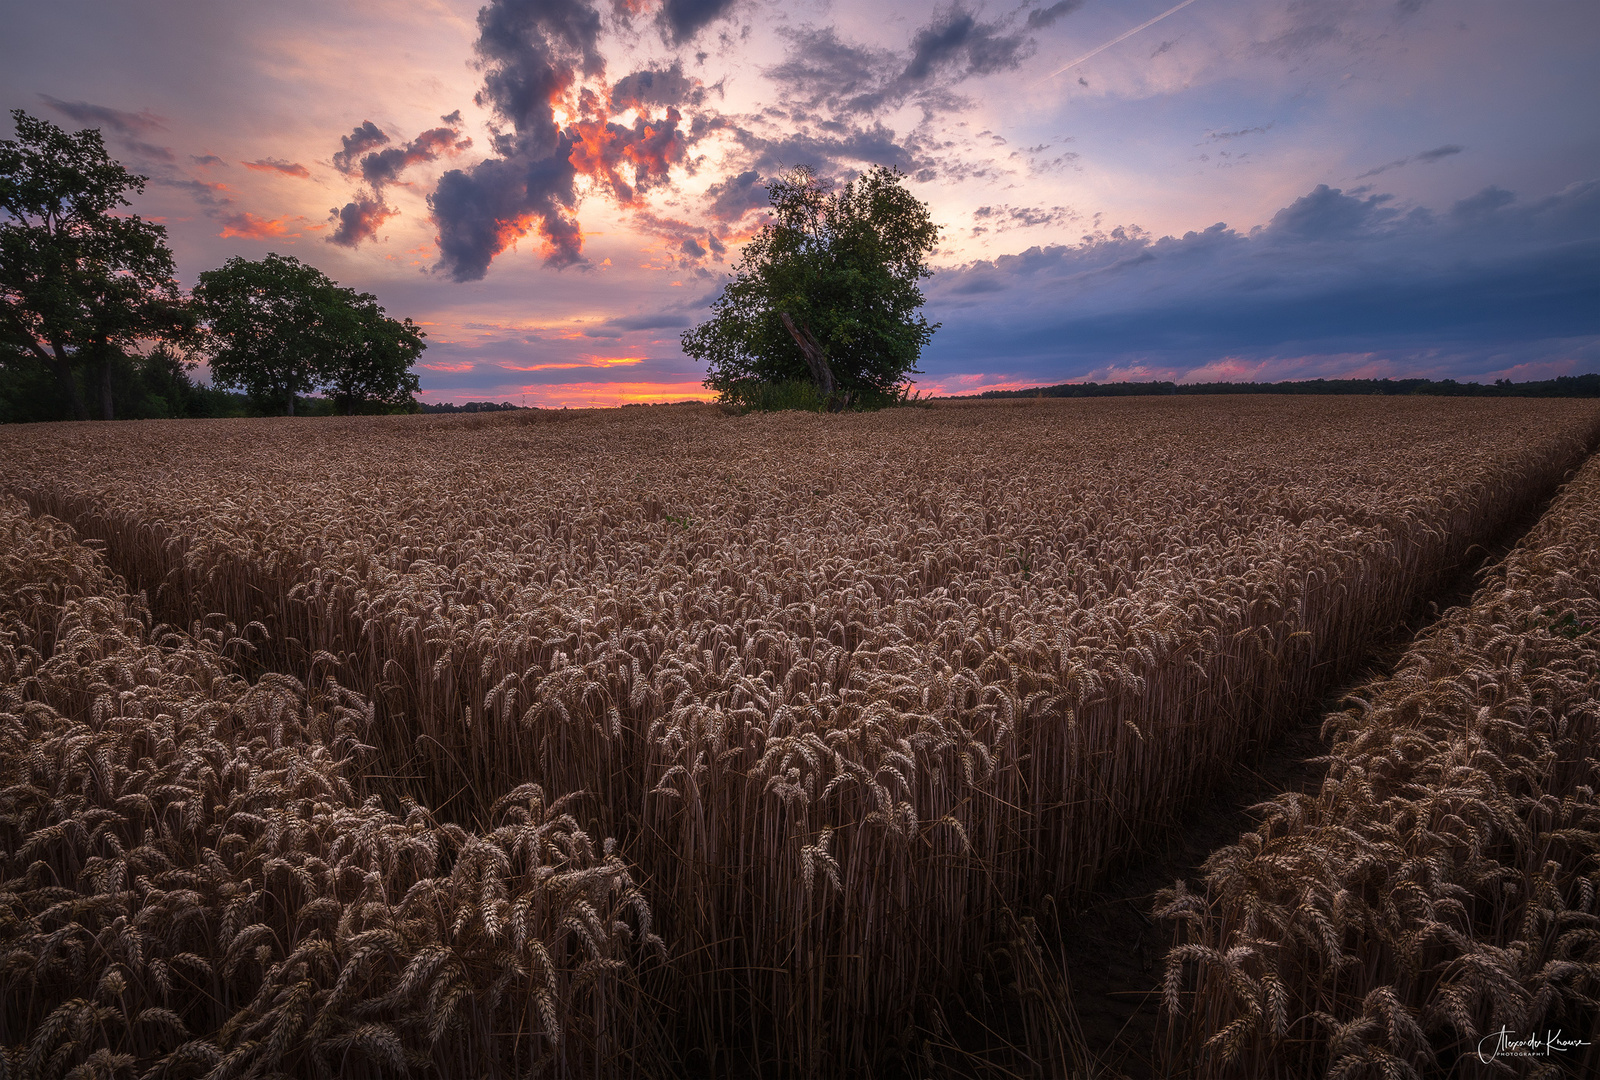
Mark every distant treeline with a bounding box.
[417,400,521,414]
[0,346,421,424]
[974,374,1600,399]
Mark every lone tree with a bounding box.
[0,110,190,421]
[194,253,423,415]
[682,164,939,409]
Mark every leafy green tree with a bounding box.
[682,164,940,409]
[321,293,425,414]
[194,253,423,416]
[194,254,337,416]
[1,109,190,420]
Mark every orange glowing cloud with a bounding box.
[242,158,312,179]
[501,355,646,372]
[217,212,303,239]
[564,89,687,205]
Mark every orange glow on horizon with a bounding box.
[513,380,713,408]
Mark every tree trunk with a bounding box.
[98,351,115,421]
[286,389,296,416]
[49,343,90,421]
[779,312,835,399]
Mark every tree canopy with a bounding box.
[194,253,423,416]
[681,165,940,409]
[0,109,190,420]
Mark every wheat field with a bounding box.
[1159,444,1600,1078]
[2,396,1598,1076]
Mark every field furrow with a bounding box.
[1160,450,1600,1078]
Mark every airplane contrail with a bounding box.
[1043,0,1203,81]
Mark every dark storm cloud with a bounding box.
[328,194,397,248]
[333,121,390,174]
[432,150,582,278]
[326,115,471,247]
[359,121,472,187]
[761,7,1031,128]
[703,168,764,220]
[1265,184,1398,239]
[1026,1,1085,31]
[429,0,604,279]
[922,179,1600,381]
[903,7,1032,82]
[657,0,739,45]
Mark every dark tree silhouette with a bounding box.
[195,253,423,415]
[0,110,189,420]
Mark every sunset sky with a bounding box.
[3,0,1596,405]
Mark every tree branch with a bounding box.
[779,311,835,399]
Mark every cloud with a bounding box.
[38,95,165,136]
[610,63,703,111]
[568,106,689,204]
[217,211,301,239]
[190,154,227,167]
[357,119,472,186]
[656,0,739,45]
[603,311,694,331]
[333,121,390,173]
[37,96,177,165]
[243,157,312,179]
[1265,183,1397,239]
[1026,1,1085,31]
[1448,184,1514,223]
[152,176,233,207]
[328,194,398,247]
[1354,143,1463,179]
[922,178,1600,383]
[703,168,764,221]
[903,7,1032,82]
[763,26,899,114]
[428,0,605,279]
[1207,125,1271,141]
[969,203,1077,235]
[730,123,920,184]
[325,115,471,247]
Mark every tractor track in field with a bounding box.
[1047,450,1596,1080]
